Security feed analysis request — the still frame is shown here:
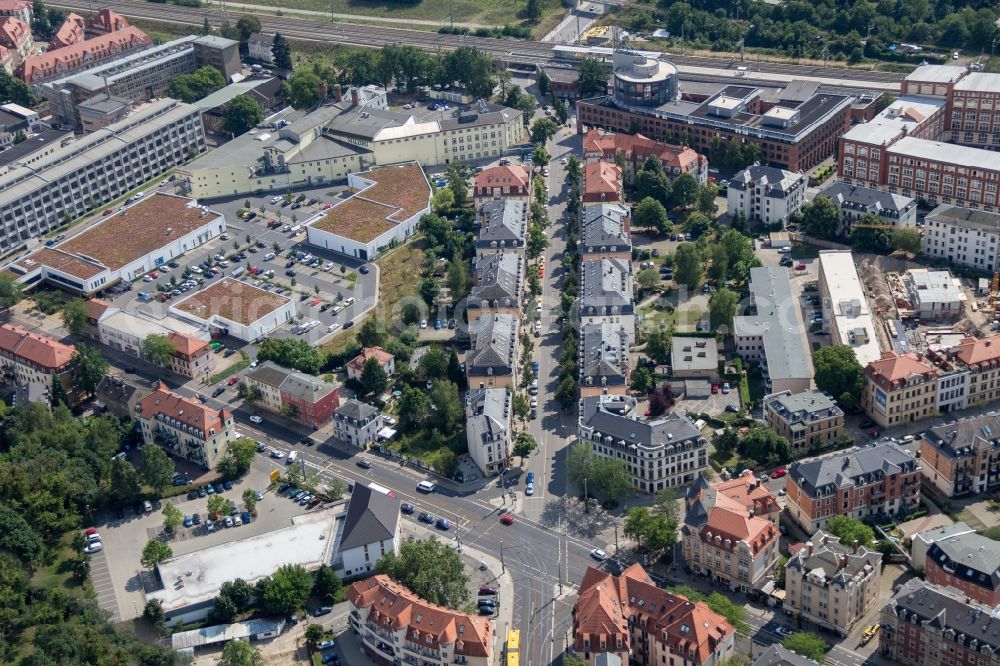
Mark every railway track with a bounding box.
[49,0,907,82]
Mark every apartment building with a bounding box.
[334,485,400,578]
[671,338,719,383]
[910,521,976,572]
[920,413,1000,498]
[95,374,153,419]
[346,347,396,382]
[39,34,241,129]
[465,387,511,475]
[815,182,917,236]
[578,394,708,493]
[580,203,631,261]
[0,0,31,24]
[468,252,523,319]
[247,32,274,64]
[244,361,340,429]
[579,321,631,396]
[785,442,921,533]
[860,351,939,429]
[572,563,735,666]
[579,258,634,337]
[881,579,1000,666]
[475,198,527,256]
[928,334,1000,409]
[922,204,1000,272]
[582,128,707,184]
[466,313,518,389]
[924,531,1000,605]
[332,400,383,449]
[348,575,494,666]
[816,251,882,367]
[785,531,882,636]
[726,165,806,228]
[0,322,80,405]
[763,390,844,452]
[137,383,235,470]
[0,16,31,70]
[0,99,206,257]
[19,26,152,85]
[96,308,212,378]
[682,473,781,591]
[733,266,812,394]
[473,164,530,204]
[305,163,431,262]
[583,161,623,203]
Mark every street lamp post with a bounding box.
[583,477,588,513]
[500,540,505,573]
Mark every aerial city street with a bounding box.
[2,0,1000,665]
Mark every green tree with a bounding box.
[165,65,226,102]
[218,438,258,479]
[427,380,463,433]
[892,228,923,255]
[697,182,719,217]
[537,70,551,96]
[162,503,182,533]
[555,375,577,408]
[774,554,788,586]
[219,639,263,666]
[74,344,108,395]
[512,392,530,424]
[50,373,70,407]
[0,68,35,107]
[567,442,633,500]
[637,268,661,293]
[673,243,702,289]
[781,633,830,662]
[447,348,464,386]
[532,144,550,168]
[224,95,264,136]
[397,386,430,431]
[445,164,471,207]
[257,564,312,615]
[359,357,390,396]
[447,257,469,297]
[624,506,677,552]
[242,489,258,516]
[631,365,654,393]
[644,328,672,365]
[524,0,541,20]
[60,298,89,335]
[235,15,261,42]
[826,515,875,548]
[739,426,792,466]
[563,656,590,666]
[143,599,166,629]
[286,70,323,109]
[202,16,212,35]
[530,117,559,144]
[140,444,174,495]
[420,345,449,379]
[812,345,865,410]
[140,540,173,569]
[577,57,610,97]
[357,317,386,348]
[708,244,729,283]
[800,196,842,239]
[271,32,292,70]
[669,173,699,210]
[512,432,537,460]
[634,196,669,233]
[141,334,176,366]
[313,564,343,601]
[109,456,141,506]
[375,537,470,609]
[850,214,892,253]
[0,272,24,309]
[706,593,748,633]
[709,288,738,332]
[305,624,325,646]
[207,493,230,519]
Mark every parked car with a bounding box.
[356,459,372,469]
[500,513,514,525]
[84,542,103,554]
[400,502,415,514]
[249,415,263,424]
[436,518,450,530]
[479,585,498,595]
[590,548,607,561]
[418,512,435,524]
[770,468,787,479]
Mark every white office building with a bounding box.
[923,204,1000,272]
[817,250,882,367]
[333,485,400,578]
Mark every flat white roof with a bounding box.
[818,251,882,367]
[374,120,439,142]
[843,96,946,147]
[889,136,1000,171]
[711,96,743,110]
[149,508,339,613]
[905,64,966,84]
[101,310,207,340]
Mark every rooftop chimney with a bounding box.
[839,554,848,569]
[333,84,342,103]
[806,540,813,556]
[351,88,360,107]
[853,539,860,553]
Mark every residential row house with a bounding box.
[571,563,735,666]
[332,399,383,449]
[880,578,1000,666]
[346,346,396,383]
[137,382,235,469]
[924,530,1000,606]
[785,531,883,636]
[244,361,341,429]
[472,163,531,205]
[763,389,845,453]
[582,128,707,185]
[785,442,921,533]
[0,322,81,405]
[580,203,631,261]
[464,387,511,475]
[347,575,494,666]
[475,198,528,257]
[920,412,1000,498]
[682,471,781,592]
[468,252,524,320]
[583,161,624,204]
[466,313,518,390]
[579,321,631,397]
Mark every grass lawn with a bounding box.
[958,508,989,531]
[747,366,766,402]
[320,236,427,357]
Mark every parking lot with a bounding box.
[94,460,316,621]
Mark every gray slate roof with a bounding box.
[339,485,400,551]
[247,32,274,49]
[334,398,380,425]
[580,258,632,315]
[926,203,1000,232]
[786,530,881,586]
[246,360,337,403]
[751,644,821,666]
[927,532,1000,592]
[470,252,522,307]
[733,266,811,383]
[885,578,1000,655]
[788,442,920,499]
[477,199,527,249]
[465,388,510,449]
[764,390,843,431]
[817,181,914,215]
[924,411,1000,460]
[580,322,630,386]
[581,203,631,253]
[580,395,703,451]
[728,165,803,198]
[468,314,517,375]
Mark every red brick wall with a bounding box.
[925,558,1000,606]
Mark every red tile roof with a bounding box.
[0,322,76,371]
[49,13,85,49]
[583,129,704,173]
[952,335,1000,367]
[0,0,29,12]
[19,26,151,83]
[347,346,394,372]
[0,15,28,51]
[702,506,777,555]
[167,332,209,358]
[574,563,733,664]
[85,298,116,323]
[138,382,230,439]
[712,470,779,516]
[474,164,530,192]
[583,161,622,201]
[88,9,130,35]
[347,575,493,658]
[865,350,937,389]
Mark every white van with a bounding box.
[231,267,245,278]
[416,480,435,493]
[287,451,298,465]
[289,225,302,235]
[264,252,275,261]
